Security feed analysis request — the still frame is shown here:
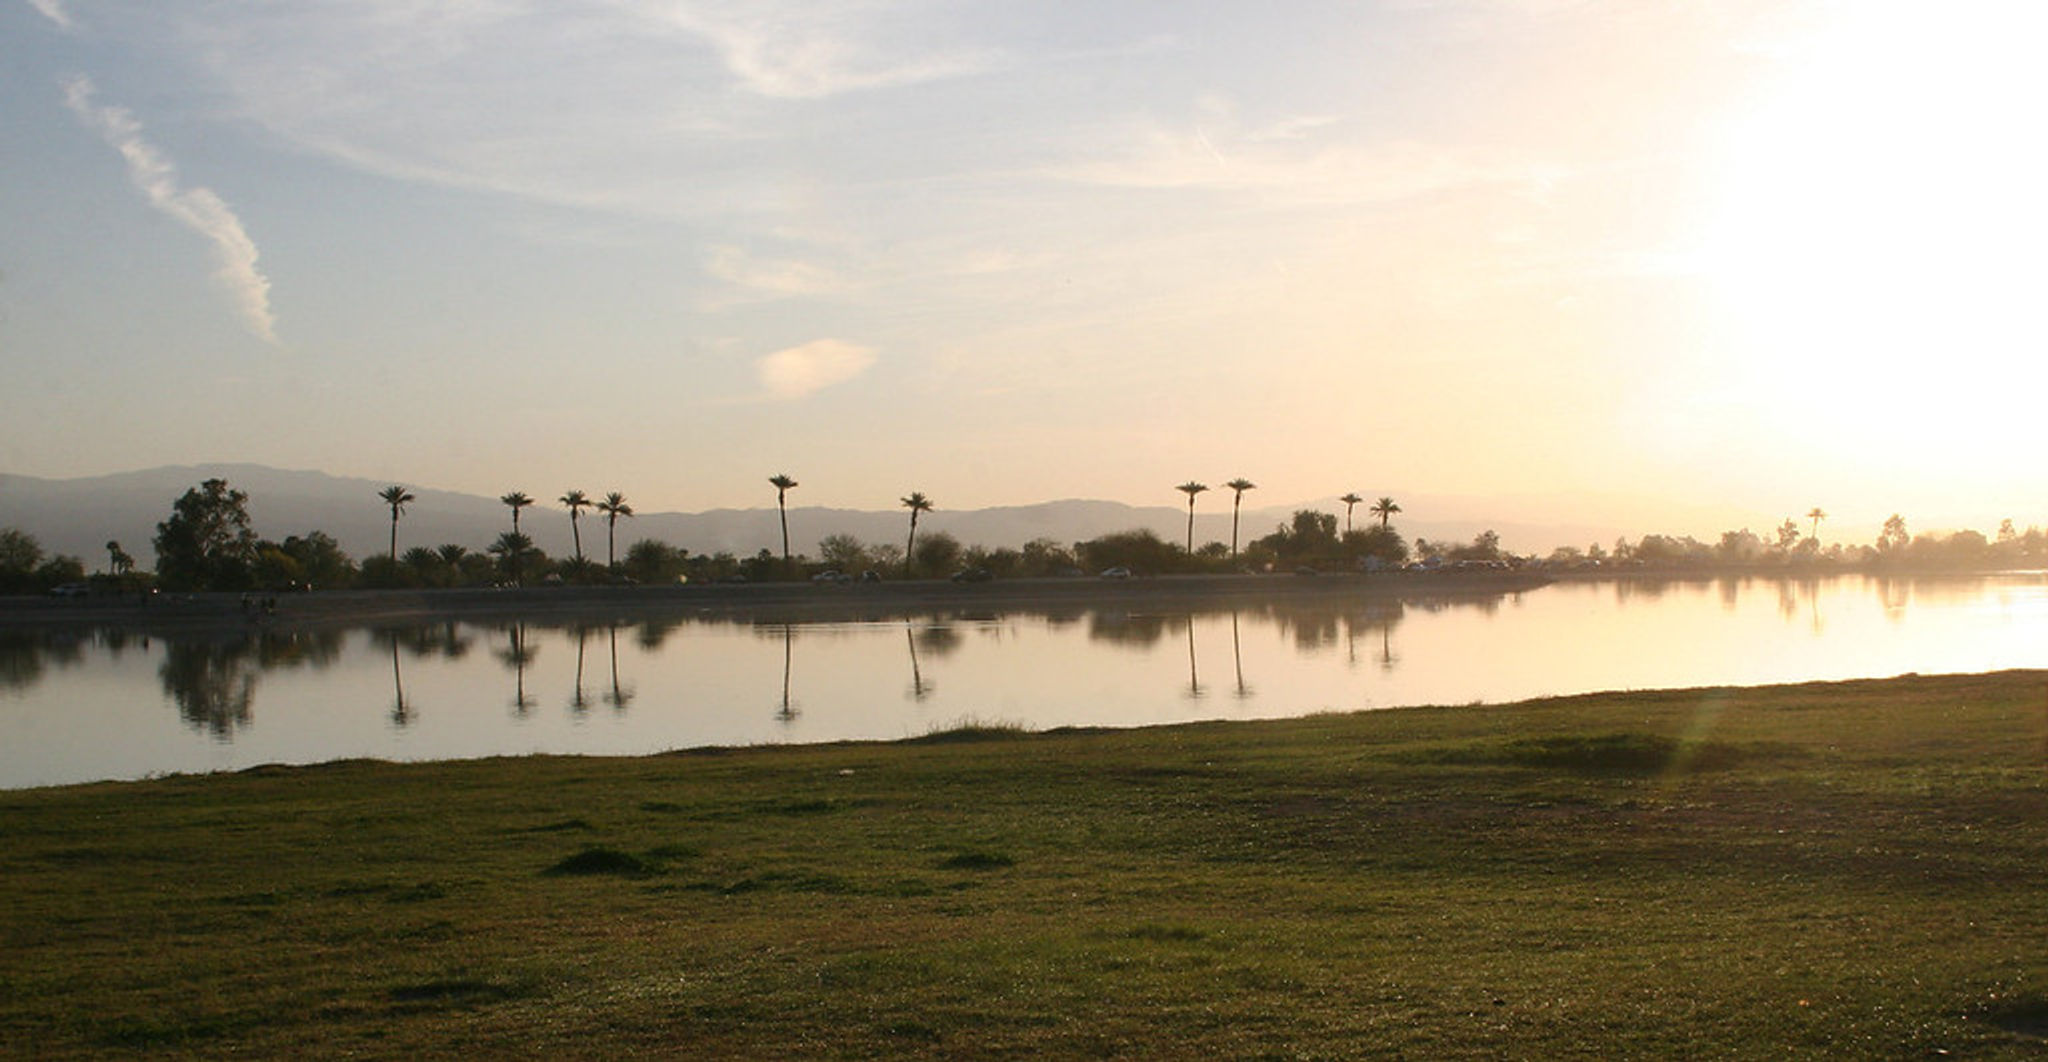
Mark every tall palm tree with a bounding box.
[1806,507,1827,549]
[596,492,634,571]
[378,485,415,560]
[500,491,533,534]
[1176,481,1209,554]
[1223,478,1255,560]
[769,474,798,567]
[1339,493,1364,535]
[1370,496,1402,530]
[901,492,934,576]
[559,489,591,564]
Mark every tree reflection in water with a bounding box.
[1231,611,1252,699]
[776,623,798,723]
[568,626,592,716]
[160,638,260,738]
[604,624,634,713]
[496,622,538,716]
[155,629,346,739]
[1184,617,1202,700]
[904,622,932,702]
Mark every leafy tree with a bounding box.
[501,492,534,534]
[1717,529,1764,563]
[818,533,871,573]
[1346,525,1409,568]
[1020,537,1077,576]
[901,492,934,576]
[105,540,134,576]
[560,490,592,565]
[154,479,259,591]
[623,539,688,584]
[914,531,962,576]
[1175,481,1209,554]
[1877,514,1910,555]
[0,529,45,593]
[1774,519,1802,553]
[769,474,798,568]
[596,492,634,571]
[1078,529,1178,574]
[378,485,415,560]
[1370,496,1402,529]
[276,531,354,589]
[1339,493,1364,535]
[1223,478,1256,560]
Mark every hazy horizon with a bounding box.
[5,2,2042,534]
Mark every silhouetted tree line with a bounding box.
[18,475,2044,597]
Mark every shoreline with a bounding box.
[0,570,1552,633]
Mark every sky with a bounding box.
[3,0,2044,542]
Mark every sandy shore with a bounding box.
[0,570,1552,633]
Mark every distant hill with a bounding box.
[0,464,1769,571]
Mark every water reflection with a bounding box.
[605,625,634,713]
[156,629,345,739]
[1231,612,1252,700]
[905,622,932,702]
[162,638,258,738]
[497,622,538,715]
[7,574,2046,789]
[776,623,798,723]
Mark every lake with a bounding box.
[4,573,2046,789]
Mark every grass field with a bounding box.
[4,670,2047,1058]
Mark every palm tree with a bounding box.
[769,474,798,567]
[559,489,591,565]
[1176,481,1209,554]
[1807,507,1828,545]
[596,492,634,571]
[500,492,533,534]
[1223,478,1255,560]
[489,531,536,585]
[1370,496,1402,530]
[1339,493,1364,535]
[378,485,415,560]
[901,492,934,576]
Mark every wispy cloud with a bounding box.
[651,2,1002,99]
[28,0,77,30]
[62,76,278,342]
[704,245,844,301]
[756,338,875,399]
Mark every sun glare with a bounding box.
[1693,4,2048,472]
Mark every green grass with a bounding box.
[4,670,2048,1058]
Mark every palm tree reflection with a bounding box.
[496,622,538,716]
[905,622,933,702]
[568,626,592,716]
[605,624,634,713]
[1184,616,1203,700]
[776,623,799,723]
[1230,611,1252,699]
[388,635,413,728]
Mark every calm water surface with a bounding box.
[5,574,2046,789]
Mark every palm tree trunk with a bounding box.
[779,498,791,566]
[905,513,919,576]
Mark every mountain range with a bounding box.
[0,464,1776,570]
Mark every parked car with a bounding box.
[811,569,852,584]
[47,582,90,598]
[1099,566,1132,580]
[950,567,993,584]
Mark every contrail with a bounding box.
[62,75,279,343]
